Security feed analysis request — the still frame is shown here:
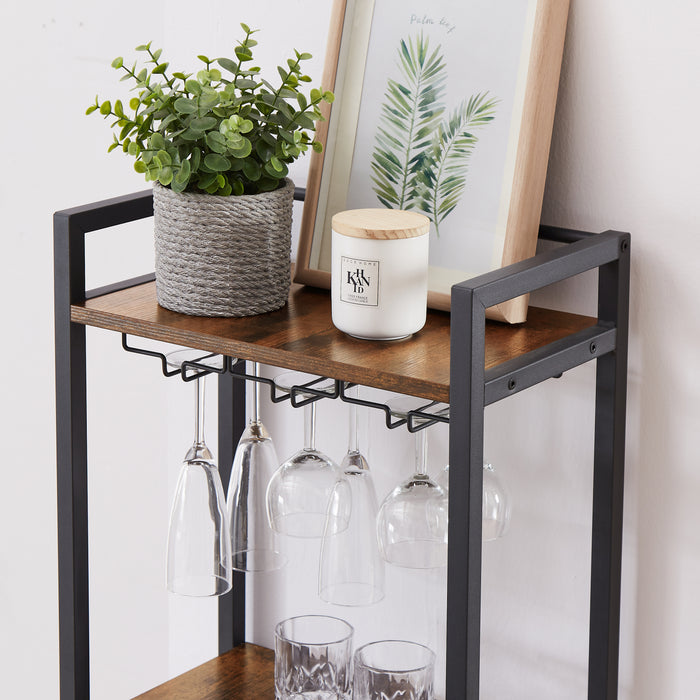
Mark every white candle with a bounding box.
[331,209,430,340]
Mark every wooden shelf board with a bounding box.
[133,643,274,699]
[72,281,596,403]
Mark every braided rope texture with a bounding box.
[153,178,294,317]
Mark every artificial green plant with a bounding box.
[88,24,333,196]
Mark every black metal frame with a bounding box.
[54,189,629,699]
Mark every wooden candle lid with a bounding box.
[332,209,430,240]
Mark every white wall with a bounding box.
[2,1,699,698]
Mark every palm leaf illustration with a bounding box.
[417,93,498,236]
[371,33,447,210]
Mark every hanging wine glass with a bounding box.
[166,351,232,596]
[435,462,511,541]
[376,397,448,569]
[227,362,286,573]
[266,371,351,539]
[319,385,384,606]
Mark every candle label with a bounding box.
[340,256,379,306]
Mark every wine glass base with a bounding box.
[319,582,385,607]
[382,540,448,569]
[232,549,287,573]
[167,574,232,597]
[270,512,349,539]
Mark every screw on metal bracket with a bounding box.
[507,378,516,391]
[621,239,629,253]
[590,342,597,354]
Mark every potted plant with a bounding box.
[88,24,333,316]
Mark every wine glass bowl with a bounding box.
[376,397,448,569]
[227,363,286,572]
[319,387,385,606]
[266,371,351,539]
[165,351,232,597]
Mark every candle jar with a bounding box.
[331,209,430,340]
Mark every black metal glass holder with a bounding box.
[120,333,450,432]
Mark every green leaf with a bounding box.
[128,141,140,156]
[242,160,261,181]
[135,43,152,51]
[150,132,165,149]
[134,160,147,173]
[203,153,231,171]
[158,166,173,186]
[157,149,171,166]
[240,22,251,33]
[232,179,245,196]
[152,63,169,75]
[111,56,124,69]
[206,131,227,153]
[322,91,334,103]
[85,104,98,115]
[209,68,221,82]
[189,116,218,132]
[175,158,191,183]
[174,97,197,114]
[136,68,148,84]
[107,142,119,153]
[129,97,140,110]
[185,78,202,95]
[197,172,217,189]
[228,138,252,158]
[218,57,238,74]
[197,55,211,64]
[100,100,111,115]
[114,100,124,117]
[298,52,312,61]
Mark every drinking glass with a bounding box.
[319,386,384,606]
[376,398,448,569]
[435,462,511,541]
[275,615,354,700]
[353,640,435,700]
[267,371,351,538]
[227,361,286,572]
[166,355,232,596]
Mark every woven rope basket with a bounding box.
[153,178,294,317]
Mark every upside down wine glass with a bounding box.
[227,362,286,572]
[376,398,448,569]
[436,462,511,541]
[166,356,232,596]
[266,372,351,539]
[319,386,385,606]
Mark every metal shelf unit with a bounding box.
[54,189,629,699]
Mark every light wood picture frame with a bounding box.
[295,0,570,323]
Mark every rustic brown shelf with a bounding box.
[132,644,274,699]
[72,280,595,403]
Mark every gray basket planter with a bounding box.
[153,178,295,317]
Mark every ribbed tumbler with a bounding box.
[274,615,353,700]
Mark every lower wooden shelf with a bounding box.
[133,643,274,699]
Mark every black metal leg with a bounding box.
[588,238,630,699]
[447,286,486,699]
[218,360,247,652]
[54,213,90,700]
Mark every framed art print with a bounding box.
[295,0,570,322]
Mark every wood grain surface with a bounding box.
[72,281,595,403]
[132,644,274,699]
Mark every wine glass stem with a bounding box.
[304,402,316,451]
[348,394,359,454]
[415,427,428,477]
[252,361,261,425]
[193,375,206,447]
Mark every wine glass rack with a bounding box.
[121,333,449,432]
[54,188,629,699]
